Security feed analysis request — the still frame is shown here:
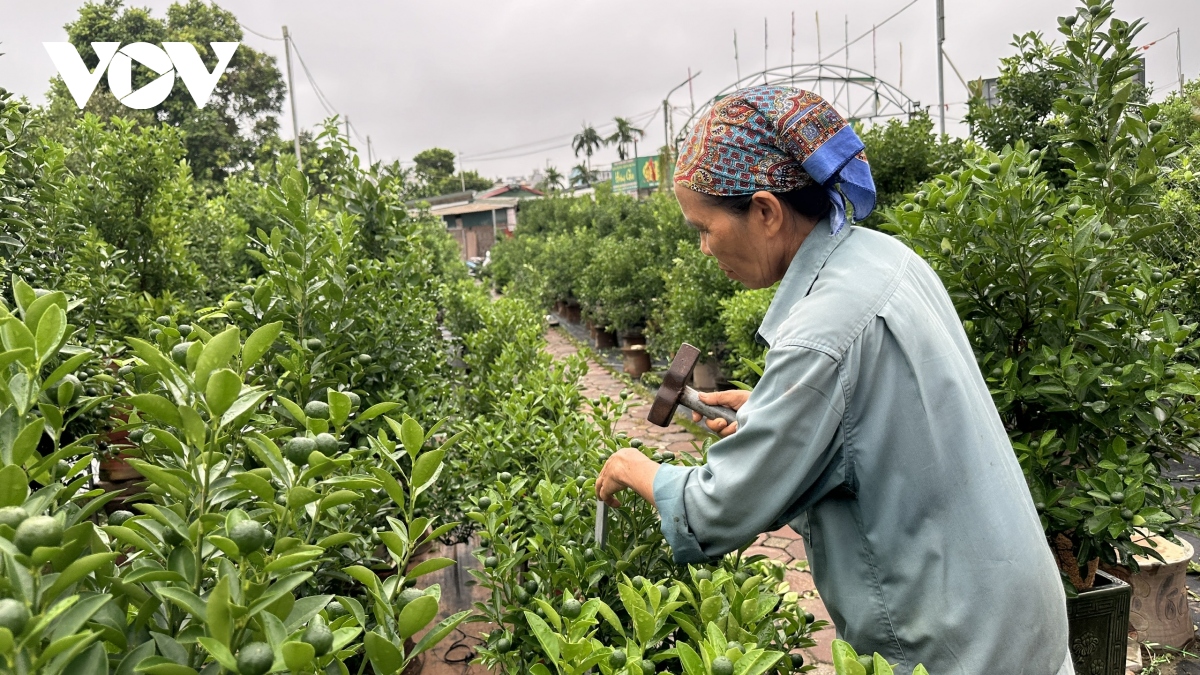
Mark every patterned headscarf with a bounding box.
[674,85,876,234]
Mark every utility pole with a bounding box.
[791,12,796,86]
[459,151,466,192]
[733,30,741,83]
[343,116,350,142]
[282,26,302,171]
[844,16,850,114]
[366,136,373,165]
[764,18,769,84]
[663,100,670,151]
[936,0,946,136]
[815,12,822,99]
[688,67,696,114]
[662,73,698,158]
[1179,29,1185,95]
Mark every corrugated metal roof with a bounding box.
[430,198,520,216]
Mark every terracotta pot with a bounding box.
[691,358,721,391]
[621,345,652,378]
[563,301,582,324]
[99,455,143,482]
[593,328,617,349]
[620,331,647,348]
[1128,533,1194,648]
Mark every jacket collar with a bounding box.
[755,218,850,348]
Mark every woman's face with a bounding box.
[674,185,813,290]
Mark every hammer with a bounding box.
[647,343,738,428]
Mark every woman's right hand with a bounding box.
[692,389,751,437]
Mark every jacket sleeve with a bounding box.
[653,344,847,564]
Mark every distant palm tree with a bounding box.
[572,123,605,170]
[542,166,564,193]
[571,163,596,189]
[607,117,645,160]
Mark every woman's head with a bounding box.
[672,85,876,286]
[673,184,827,289]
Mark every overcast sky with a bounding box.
[1,1,1195,181]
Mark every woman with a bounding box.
[595,86,1072,674]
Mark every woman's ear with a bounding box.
[749,191,786,236]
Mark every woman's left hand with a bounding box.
[596,448,660,508]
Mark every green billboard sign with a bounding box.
[611,155,660,194]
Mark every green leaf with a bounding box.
[41,553,119,604]
[157,588,207,622]
[206,574,232,646]
[397,594,438,639]
[34,305,65,365]
[246,572,312,618]
[328,390,351,426]
[410,610,471,657]
[204,369,242,417]
[282,641,316,671]
[675,643,705,675]
[242,322,282,372]
[0,318,36,365]
[195,637,238,673]
[287,486,320,509]
[357,402,399,422]
[274,395,307,425]
[194,326,241,390]
[371,468,406,506]
[401,417,424,459]
[364,631,404,675]
[128,395,182,429]
[830,639,866,675]
[319,490,360,511]
[0,465,28,507]
[221,390,268,429]
[11,277,34,315]
[23,291,66,338]
[522,611,560,662]
[411,448,445,491]
[284,595,334,632]
[407,557,455,579]
[316,532,356,548]
[233,472,275,502]
[40,352,93,393]
[177,405,205,449]
[11,419,43,468]
[343,565,382,596]
[62,641,108,675]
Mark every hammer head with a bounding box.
[647,343,701,427]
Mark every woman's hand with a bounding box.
[596,448,660,508]
[692,389,751,437]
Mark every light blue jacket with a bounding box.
[653,224,1070,674]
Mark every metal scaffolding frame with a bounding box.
[674,63,920,149]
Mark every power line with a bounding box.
[461,106,659,162]
[239,22,284,41]
[819,0,921,65]
[289,37,340,119]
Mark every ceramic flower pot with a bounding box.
[1128,533,1194,648]
[621,345,652,378]
[691,358,721,391]
[1066,570,1131,675]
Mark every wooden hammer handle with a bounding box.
[680,386,738,425]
